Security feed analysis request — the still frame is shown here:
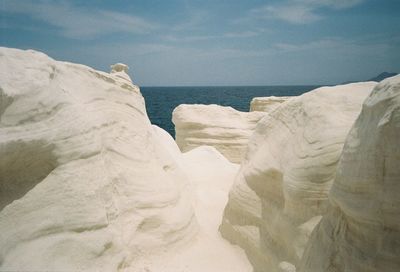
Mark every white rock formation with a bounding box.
[0,48,197,270]
[129,129,253,272]
[0,48,251,272]
[278,261,296,272]
[110,63,132,83]
[172,104,265,163]
[219,82,377,272]
[299,75,400,272]
[250,96,292,113]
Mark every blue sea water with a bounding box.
[141,86,319,136]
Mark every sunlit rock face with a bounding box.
[110,63,132,83]
[0,48,196,271]
[125,125,252,272]
[250,96,292,113]
[172,104,265,163]
[299,75,400,272]
[219,82,377,272]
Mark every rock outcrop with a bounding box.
[136,142,252,272]
[299,75,400,272]
[250,96,292,113]
[0,48,197,270]
[110,63,132,83]
[219,82,377,272]
[172,104,265,163]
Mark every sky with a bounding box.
[1,0,399,86]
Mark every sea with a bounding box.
[141,86,320,136]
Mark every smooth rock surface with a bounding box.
[299,75,400,272]
[0,48,251,272]
[250,96,292,113]
[172,104,265,163]
[122,126,252,271]
[0,48,197,270]
[220,82,377,272]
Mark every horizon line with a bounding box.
[140,84,325,88]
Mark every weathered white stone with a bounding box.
[0,48,196,270]
[299,75,400,272]
[0,48,251,272]
[125,126,252,272]
[250,96,292,113]
[172,104,265,163]
[220,82,376,272]
[110,63,132,83]
[278,261,296,272]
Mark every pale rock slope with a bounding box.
[0,47,197,271]
[0,48,251,272]
[172,104,265,163]
[299,75,400,272]
[250,96,292,113]
[128,126,252,272]
[219,82,377,272]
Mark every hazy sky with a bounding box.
[1,0,399,86]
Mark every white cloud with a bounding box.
[162,34,217,42]
[223,31,259,38]
[161,30,262,43]
[252,4,321,24]
[171,10,209,32]
[273,37,392,58]
[88,43,175,58]
[251,0,364,24]
[274,38,343,51]
[294,0,364,9]
[1,0,158,39]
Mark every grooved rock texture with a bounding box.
[172,104,265,163]
[0,48,197,270]
[299,75,400,272]
[137,130,252,272]
[250,96,292,113]
[219,82,377,272]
